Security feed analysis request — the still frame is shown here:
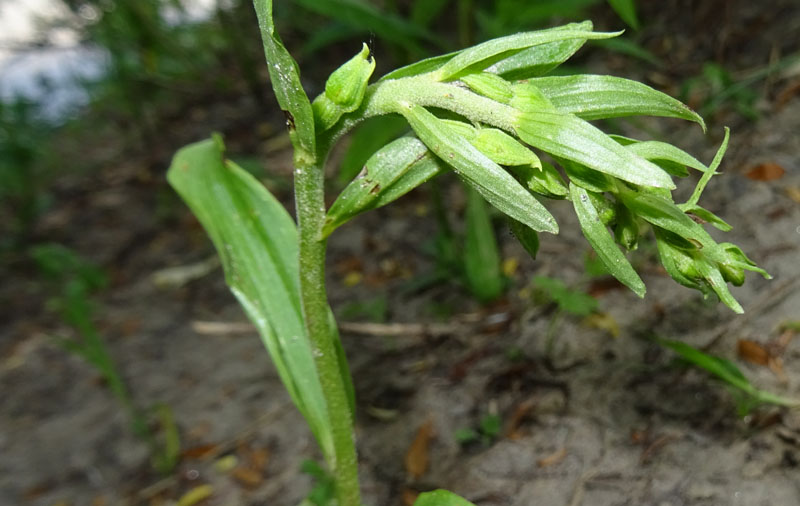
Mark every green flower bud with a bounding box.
[613,203,639,251]
[460,72,513,104]
[719,263,746,286]
[325,43,375,111]
[313,43,376,131]
[511,81,557,112]
[510,162,568,199]
[471,127,541,168]
[586,190,615,225]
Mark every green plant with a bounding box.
[656,338,799,416]
[168,3,769,503]
[31,243,180,474]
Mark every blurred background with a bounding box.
[2,1,799,505]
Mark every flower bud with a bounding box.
[613,204,639,250]
[511,162,567,199]
[471,127,541,168]
[325,43,375,111]
[460,72,513,104]
[719,263,745,286]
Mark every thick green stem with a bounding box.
[294,155,361,506]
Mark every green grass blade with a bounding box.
[570,184,645,296]
[167,136,336,460]
[606,0,639,29]
[531,75,705,130]
[402,104,558,234]
[295,0,437,55]
[252,0,316,155]
[414,489,477,506]
[434,25,622,81]
[324,136,444,237]
[658,338,800,410]
[464,187,504,302]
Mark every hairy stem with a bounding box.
[294,156,361,506]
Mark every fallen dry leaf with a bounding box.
[402,488,420,506]
[537,448,567,467]
[737,339,770,366]
[177,485,213,506]
[745,162,786,181]
[231,466,263,489]
[181,444,220,460]
[583,312,620,338]
[505,397,537,440]
[785,186,800,204]
[405,419,435,480]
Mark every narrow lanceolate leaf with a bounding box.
[487,21,594,79]
[434,26,622,81]
[402,104,558,233]
[611,135,708,173]
[570,184,645,296]
[512,90,674,189]
[617,188,717,251]
[168,137,340,461]
[414,490,477,506]
[380,51,459,81]
[324,137,444,237]
[253,0,315,155]
[464,187,504,302]
[531,75,705,131]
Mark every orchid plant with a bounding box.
[167,2,768,504]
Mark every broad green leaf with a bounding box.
[253,0,315,155]
[414,489,477,506]
[337,115,409,184]
[434,26,622,81]
[464,187,504,302]
[657,338,800,410]
[570,184,645,296]
[508,218,540,259]
[487,21,595,79]
[531,75,706,130]
[606,0,639,29]
[402,104,558,234]
[512,92,674,189]
[325,136,444,237]
[167,137,345,461]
